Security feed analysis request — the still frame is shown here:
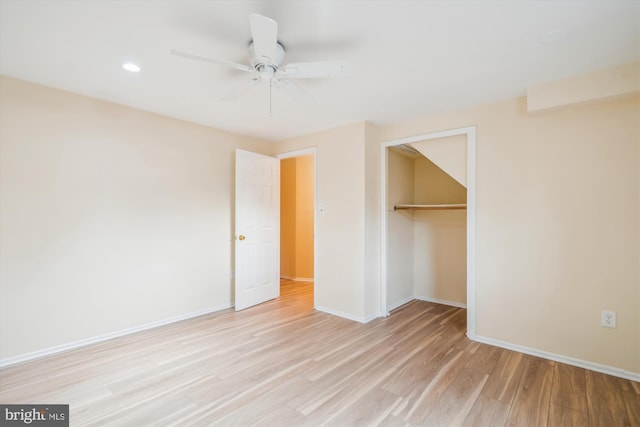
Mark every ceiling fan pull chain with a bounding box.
[269,79,273,117]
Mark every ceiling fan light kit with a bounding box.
[249,41,286,80]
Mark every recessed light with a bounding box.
[122,62,141,72]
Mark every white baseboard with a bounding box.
[315,305,378,324]
[0,303,233,368]
[280,276,314,282]
[475,335,640,382]
[363,312,380,323]
[387,296,415,312]
[415,295,467,309]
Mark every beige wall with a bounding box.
[0,76,270,360]
[280,155,314,280]
[527,62,639,113]
[413,210,467,305]
[364,122,381,319]
[413,156,466,204]
[295,155,314,279]
[380,94,640,374]
[411,134,468,187]
[280,158,297,277]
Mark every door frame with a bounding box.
[380,126,477,340]
[276,147,318,308]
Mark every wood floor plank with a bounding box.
[547,403,589,427]
[378,326,446,370]
[288,344,396,415]
[248,404,307,427]
[179,359,313,425]
[463,342,503,374]
[480,349,530,404]
[322,387,403,427]
[381,345,457,399]
[619,376,640,395]
[461,394,511,427]
[419,366,489,426]
[208,376,311,427]
[303,330,393,381]
[72,373,206,426]
[300,363,397,426]
[546,363,590,427]
[402,350,473,424]
[91,395,198,427]
[621,390,640,426]
[1,280,638,427]
[504,355,554,427]
[585,369,632,426]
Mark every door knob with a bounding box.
[238,235,246,241]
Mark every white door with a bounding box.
[235,149,280,311]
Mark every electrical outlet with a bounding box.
[601,310,616,328]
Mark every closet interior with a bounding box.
[386,141,467,312]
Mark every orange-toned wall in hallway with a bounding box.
[280,155,314,280]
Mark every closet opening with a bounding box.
[380,127,476,339]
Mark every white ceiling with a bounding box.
[1,1,638,141]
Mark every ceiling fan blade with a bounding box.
[278,60,352,79]
[249,13,278,63]
[222,78,261,101]
[170,49,253,73]
[273,79,314,105]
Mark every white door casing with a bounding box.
[235,149,280,311]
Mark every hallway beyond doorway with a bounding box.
[279,278,313,311]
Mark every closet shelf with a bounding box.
[394,203,467,211]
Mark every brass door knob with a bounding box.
[238,235,246,241]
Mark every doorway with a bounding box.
[380,127,476,339]
[277,148,316,307]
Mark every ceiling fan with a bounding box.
[171,13,352,114]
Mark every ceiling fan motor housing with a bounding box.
[249,41,286,79]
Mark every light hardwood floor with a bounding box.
[1,279,639,426]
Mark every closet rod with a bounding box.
[394,203,467,211]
